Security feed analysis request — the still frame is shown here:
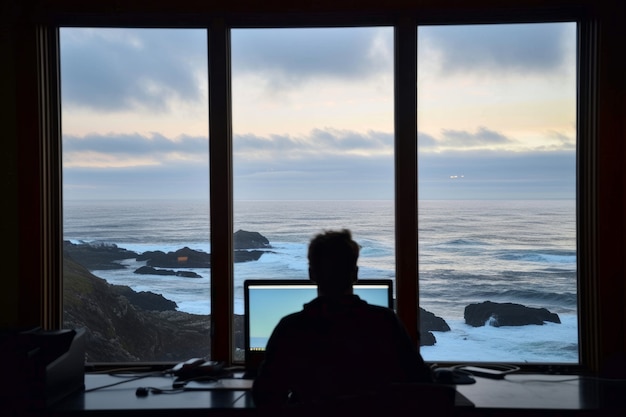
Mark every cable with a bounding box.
[84,371,169,393]
[136,386,185,396]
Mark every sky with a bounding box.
[60,23,577,201]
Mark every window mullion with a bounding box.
[208,19,234,363]
[394,18,419,345]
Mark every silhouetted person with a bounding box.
[252,229,432,408]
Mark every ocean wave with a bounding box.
[496,249,576,264]
[421,316,579,363]
[467,288,577,307]
[437,238,491,247]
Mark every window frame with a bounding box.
[39,8,595,370]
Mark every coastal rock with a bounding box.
[176,270,202,278]
[112,285,178,311]
[421,307,451,332]
[64,231,271,274]
[464,301,561,327]
[134,265,202,278]
[234,250,265,263]
[419,307,449,346]
[420,331,437,346]
[134,265,177,276]
[63,240,138,270]
[234,230,271,249]
[63,254,210,361]
[138,247,211,268]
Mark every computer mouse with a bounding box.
[433,367,475,385]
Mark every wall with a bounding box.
[0,0,20,327]
[1,0,624,371]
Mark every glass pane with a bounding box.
[417,23,578,363]
[61,28,210,362]
[231,27,395,361]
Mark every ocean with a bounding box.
[63,199,578,363]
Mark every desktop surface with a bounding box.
[51,372,626,415]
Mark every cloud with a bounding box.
[234,128,394,159]
[419,127,517,151]
[60,28,207,112]
[63,132,208,167]
[441,127,515,147]
[233,128,395,199]
[419,22,575,77]
[62,127,574,201]
[231,27,393,89]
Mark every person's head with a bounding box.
[308,229,359,296]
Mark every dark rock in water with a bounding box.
[63,240,138,270]
[138,247,212,268]
[420,331,437,347]
[234,250,265,263]
[464,301,561,327]
[134,265,176,276]
[420,307,451,332]
[113,286,178,311]
[136,250,166,262]
[134,265,201,278]
[176,270,202,278]
[419,307,449,346]
[234,230,271,249]
[65,231,271,275]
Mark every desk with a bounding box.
[51,373,625,416]
[457,374,624,414]
[54,375,254,415]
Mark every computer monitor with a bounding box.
[243,279,393,376]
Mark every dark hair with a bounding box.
[308,229,359,295]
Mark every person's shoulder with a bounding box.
[269,310,308,339]
[277,309,306,325]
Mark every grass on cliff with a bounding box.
[63,255,99,309]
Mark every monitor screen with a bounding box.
[244,279,393,353]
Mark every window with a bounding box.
[61,28,211,362]
[56,15,583,366]
[417,23,578,363]
[231,27,395,360]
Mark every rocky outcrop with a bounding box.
[64,230,271,274]
[421,307,450,332]
[64,240,138,270]
[234,230,271,249]
[138,247,212,268]
[420,331,437,346]
[63,255,211,361]
[134,265,202,278]
[112,285,179,311]
[464,301,561,327]
[176,270,203,278]
[419,307,450,346]
[234,250,265,263]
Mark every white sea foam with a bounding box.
[421,315,579,363]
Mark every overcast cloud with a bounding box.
[64,133,208,157]
[60,28,207,112]
[60,24,576,200]
[231,28,393,90]
[420,22,575,77]
[235,128,393,158]
[421,127,518,151]
[59,24,574,111]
